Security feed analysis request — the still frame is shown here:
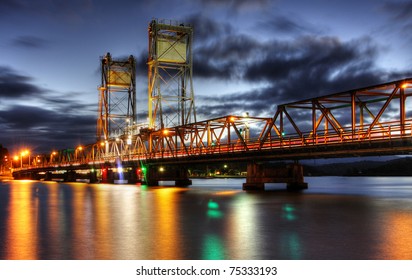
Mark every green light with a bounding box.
[207,200,222,218]
[207,209,223,219]
[280,232,302,260]
[202,234,225,260]
[282,204,297,221]
[208,200,219,209]
[282,204,294,212]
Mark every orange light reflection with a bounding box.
[380,211,412,259]
[6,182,38,259]
[152,188,182,259]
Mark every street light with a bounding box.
[19,150,30,168]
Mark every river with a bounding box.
[1,176,412,260]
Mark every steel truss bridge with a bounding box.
[12,78,412,189]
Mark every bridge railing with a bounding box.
[118,119,412,160]
[13,119,412,172]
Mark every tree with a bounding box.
[0,144,10,174]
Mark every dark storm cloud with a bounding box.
[243,36,383,102]
[194,34,260,79]
[0,66,44,98]
[0,105,57,130]
[12,36,48,49]
[191,12,412,119]
[263,15,321,35]
[0,65,96,152]
[134,13,412,122]
[184,14,234,42]
[196,89,268,117]
[0,105,96,153]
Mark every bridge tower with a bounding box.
[97,52,136,141]
[147,19,196,129]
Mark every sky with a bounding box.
[1,0,412,155]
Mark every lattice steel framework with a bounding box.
[147,19,196,129]
[15,77,412,170]
[97,52,136,141]
[260,78,412,145]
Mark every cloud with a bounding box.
[383,1,412,20]
[0,66,44,99]
[0,104,96,153]
[261,14,322,35]
[380,1,412,45]
[0,65,97,152]
[187,13,412,121]
[184,13,234,43]
[194,33,260,79]
[243,36,383,102]
[135,14,412,123]
[12,36,48,49]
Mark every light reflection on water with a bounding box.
[1,177,412,259]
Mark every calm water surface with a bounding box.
[1,177,412,260]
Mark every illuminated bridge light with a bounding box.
[282,204,297,221]
[207,199,223,219]
[208,200,219,210]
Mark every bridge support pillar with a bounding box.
[89,170,98,183]
[243,162,308,191]
[145,165,192,187]
[64,170,77,182]
[44,171,53,181]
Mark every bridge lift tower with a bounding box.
[97,53,136,141]
[147,19,196,129]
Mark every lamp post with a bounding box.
[50,151,57,164]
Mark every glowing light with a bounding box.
[202,234,225,260]
[207,199,223,219]
[163,129,169,135]
[401,83,408,89]
[282,204,297,221]
[159,167,165,172]
[208,200,219,210]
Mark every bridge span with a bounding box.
[12,78,412,190]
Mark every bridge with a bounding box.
[12,77,412,190]
[10,19,412,190]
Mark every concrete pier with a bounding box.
[145,164,192,186]
[243,162,308,191]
